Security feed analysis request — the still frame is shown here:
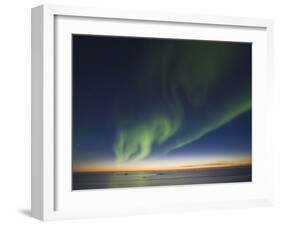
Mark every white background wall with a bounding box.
[0,0,280,225]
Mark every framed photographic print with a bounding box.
[31,4,274,221]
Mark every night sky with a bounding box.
[72,35,251,171]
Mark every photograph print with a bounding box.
[72,34,252,190]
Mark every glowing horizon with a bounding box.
[73,157,251,173]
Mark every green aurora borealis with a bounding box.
[112,41,251,162]
[72,35,252,167]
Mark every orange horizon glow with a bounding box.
[73,159,251,173]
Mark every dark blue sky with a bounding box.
[72,35,252,166]
[162,110,251,160]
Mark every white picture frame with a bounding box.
[31,4,274,221]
